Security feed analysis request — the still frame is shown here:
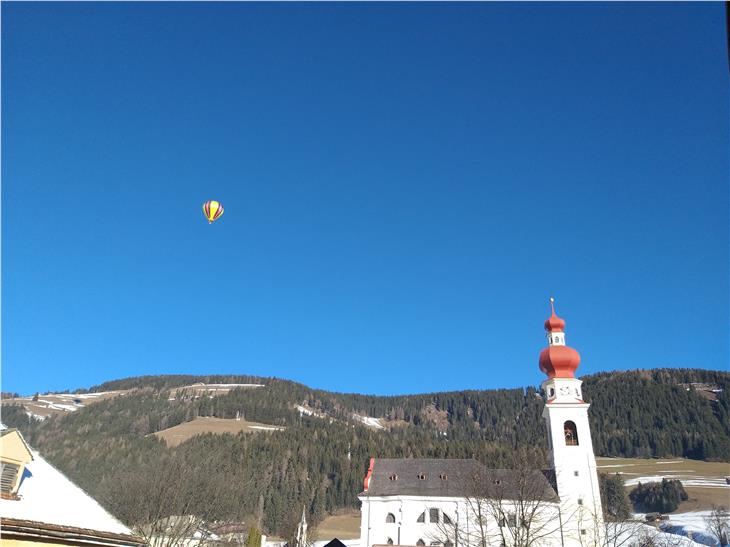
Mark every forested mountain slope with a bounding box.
[2,368,727,536]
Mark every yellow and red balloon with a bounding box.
[202,200,224,224]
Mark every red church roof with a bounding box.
[539,299,581,378]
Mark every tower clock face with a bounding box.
[559,386,570,396]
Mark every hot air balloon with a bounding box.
[202,200,224,224]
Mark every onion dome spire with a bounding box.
[539,298,581,378]
[544,297,565,332]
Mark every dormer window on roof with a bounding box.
[1,462,20,496]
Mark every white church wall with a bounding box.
[360,495,564,547]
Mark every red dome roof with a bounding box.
[539,298,580,378]
[544,313,565,332]
[539,345,581,378]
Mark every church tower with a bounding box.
[540,299,603,544]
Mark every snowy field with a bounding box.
[4,390,126,420]
[629,511,726,546]
[597,457,730,510]
[623,475,729,489]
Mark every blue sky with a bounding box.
[2,3,728,396]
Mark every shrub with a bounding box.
[629,478,688,513]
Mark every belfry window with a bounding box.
[386,513,396,523]
[564,421,579,446]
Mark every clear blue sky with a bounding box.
[2,3,728,396]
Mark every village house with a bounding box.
[0,427,145,547]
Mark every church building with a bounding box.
[358,301,604,547]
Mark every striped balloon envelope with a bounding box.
[202,200,224,224]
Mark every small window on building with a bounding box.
[498,516,506,527]
[564,420,579,446]
[439,473,448,480]
[430,508,440,523]
[417,512,426,523]
[417,540,425,546]
[581,529,587,536]
[387,539,394,545]
[386,513,396,523]
[444,541,453,547]
[443,513,452,525]
[0,462,19,494]
[578,498,584,506]
[389,474,398,481]
[418,473,426,480]
[507,513,517,528]
[574,470,579,477]
[549,388,555,398]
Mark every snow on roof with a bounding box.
[0,447,133,535]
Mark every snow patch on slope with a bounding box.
[624,475,730,489]
[297,405,315,416]
[248,425,284,431]
[352,414,385,430]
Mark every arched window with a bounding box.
[417,512,425,523]
[417,540,425,547]
[386,513,396,523]
[387,539,394,545]
[564,421,579,446]
[443,513,452,525]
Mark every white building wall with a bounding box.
[542,381,604,546]
[359,495,564,547]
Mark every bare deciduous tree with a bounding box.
[429,451,564,547]
[103,455,240,547]
[278,508,318,547]
[705,505,730,547]
[574,506,640,547]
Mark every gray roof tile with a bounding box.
[363,458,559,502]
